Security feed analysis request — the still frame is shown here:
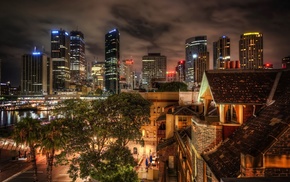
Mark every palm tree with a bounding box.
[41,119,68,182]
[13,117,41,182]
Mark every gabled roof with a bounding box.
[172,106,197,116]
[202,69,278,104]
[202,69,290,180]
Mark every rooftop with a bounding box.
[202,69,290,180]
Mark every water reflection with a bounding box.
[0,110,52,127]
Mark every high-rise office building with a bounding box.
[166,71,177,82]
[185,36,207,83]
[91,61,105,90]
[195,52,209,84]
[21,50,51,95]
[70,31,86,85]
[142,53,167,88]
[213,36,230,69]
[120,59,134,89]
[282,56,290,69]
[51,29,70,92]
[239,32,263,69]
[176,60,185,82]
[105,28,120,94]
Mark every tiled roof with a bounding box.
[202,70,290,180]
[205,69,278,104]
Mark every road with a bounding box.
[0,149,84,182]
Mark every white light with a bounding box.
[192,54,197,59]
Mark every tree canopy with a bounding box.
[53,92,151,181]
[157,81,188,92]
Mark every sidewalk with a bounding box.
[136,155,159,182]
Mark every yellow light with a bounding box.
[243,32,260,36]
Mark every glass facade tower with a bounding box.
[70,31,86,85]
[185,36,207,83]
[213,36,230,69]
[105,28,120,94]
[51,29,70,92]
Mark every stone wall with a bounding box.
[192,122,223,154]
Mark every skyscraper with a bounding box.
[21,50,51,95]
[185,36,207,83]
[51,29,70,92]
[105,28,120,94]
[120,59,134,89]
[70,31,86,85]
[91,61,105,90]
[239,32,263,69]
[142,53,167,88]
[195,52,209,84]
[176,60,185,82]
[213,36,230,69]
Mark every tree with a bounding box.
[12,117,41,182]
[94,145,138,182]
[106,92,151,146]
[158,81,188,92]
[54,93,151,181]
[41,119,68,182]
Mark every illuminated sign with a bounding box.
[243,32,260,36]
[109,29,116,33]
[125,60,134,65]
[32,52,41,55]
[52,30,59,34]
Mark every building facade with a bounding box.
[70,31,86,85]
[91,61,105,91]
[239,32,263,69]
[194,52,209,84]
[105,28,120,94]
[142,53,167,89]
[51,29,70,92]
[213,36,230,69]
[185,36,207,83]
[21,51,51,95]
[120,59,134,90]
[282,56,290,69]
[176,60,185,82]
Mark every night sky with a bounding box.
[1,0,290,86]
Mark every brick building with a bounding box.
[156,69,290,182]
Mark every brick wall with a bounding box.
[265,168,290,177]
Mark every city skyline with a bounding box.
[0,0,290,86]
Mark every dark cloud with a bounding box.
[0,0,290,86]
[111,5,170,42]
